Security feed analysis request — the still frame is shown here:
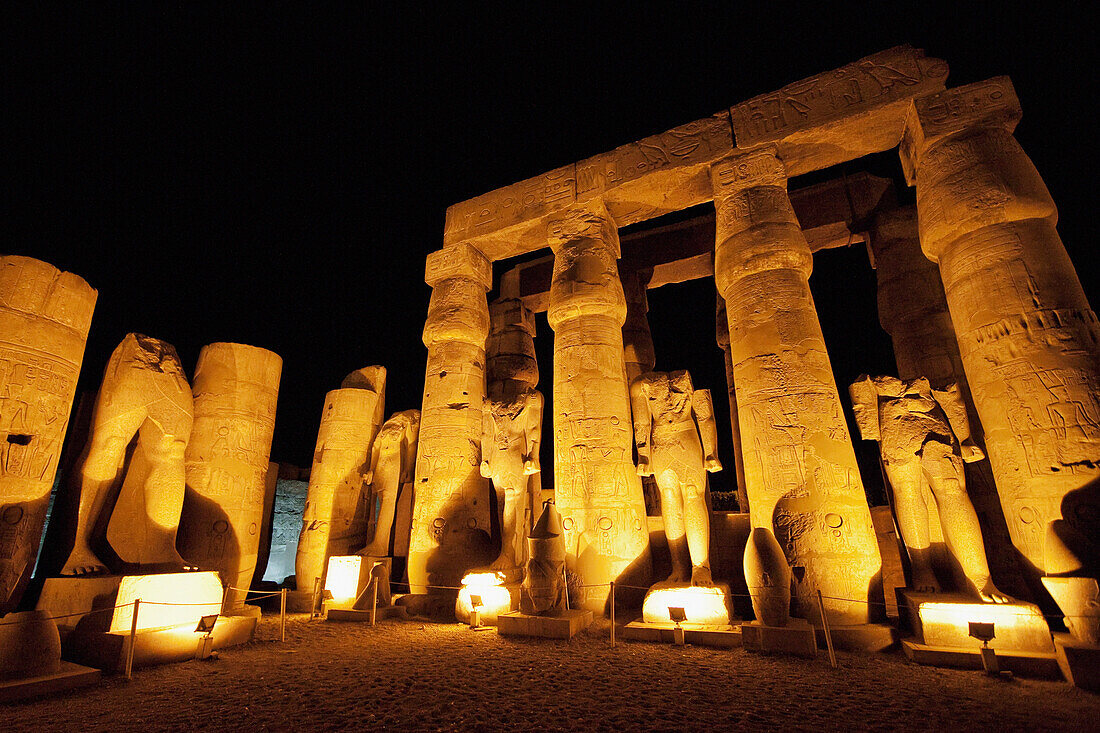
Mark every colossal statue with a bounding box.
[177,342,281,610]
[361,409,420,558]
[0,256,96,612]
[630,370,722,586]
[851,375,1011,603]
[295,367,386,593]
[61,333,193,576]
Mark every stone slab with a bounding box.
[901,590,1053,653]
[642,583,731,625]
[816,623,898,652]
[741,619,817,658]
[622,620,742,649]
[1053,632,1100,692]
[901,639,1061,678]
[0,661,102,704]
[497,610,593,640]
[325,606,408,623]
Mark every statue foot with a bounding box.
[664,567,691,585]
[61,549,109,576]
[912,570,940,595]
[487,555,523,583]
[358,543,387,558]
[691,566,714,587]
[975,578,1013,604]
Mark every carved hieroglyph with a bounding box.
[178,343,281,610]
[631,370,722,585]
[901,78,1100,577]
[851,375,1010,603]
[62,334,193,575]
[295,366,386,591]
[710,148,882,624]
[547,204,651,612]
[361,409,419,558]
[870,206,1025,597]
[408,244,493,593]
[0,256,95,611]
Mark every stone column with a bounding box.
[178,342,281,611]
[870,206,1026,597]
[901,78,1100,578]
[547,203,651,613]
[711,149,882,624]
[295,366,386,593]
[715,295,749,511]
[0,256,96,613]
[407,244,493,593]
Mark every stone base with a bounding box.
[815,623,897,652]
[0,661,102,703]
[1053,632,1100,692]
[900,590,1053,653]
[63,613,257,671]
[455,577,520,626]
[325,606,408,623]
[622,620,742,648]
[741,619,817,658]
[901,639,1061,678]
[497,610,593,639]
[641,583,731,625]
[285,589,317,614]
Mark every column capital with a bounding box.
[710,147,788,194]
[424,243,492,290]
[900,77,1021,185]
[546,202,620,258]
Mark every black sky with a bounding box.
[7,5,1097,490]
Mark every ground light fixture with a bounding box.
[195,613,220,660]
[469,594,483,629]
[669,606,687,645]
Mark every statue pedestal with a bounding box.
[1053,632,1100,692]
[497,609,592,639]
[0,611,101,703]
[641,583,732,625]
[323,555,392,611]
[742,619,817,658]
[899,590,1060,676]
[622,620,742,648]
[455,570,521,626]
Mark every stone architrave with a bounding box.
[900,78,1100,580]
[710,148,882,624]
[0,256,96,612]
[870,206,1025,598]
[361,409,420,558]
[546,204,651,612]
[178,343,281,610]
[295,366,386,593]
[715,295,749,510]
[407,244,493,593]
[61,334,193,575]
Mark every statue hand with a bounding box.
[362,470,373,485]
[479,460,492,478]
[704,456,723,473]
[960,443,985,463]
[523,459,540,475]
[636,459,653,477]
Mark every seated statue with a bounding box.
[360,409,419,558]
[62,334,193,575]
[630,370,722,586]
[850,375,1011,603]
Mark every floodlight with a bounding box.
[470,594,484,609]
[195,614,219,634]
[968,621,995,645]
[668,606,687,624]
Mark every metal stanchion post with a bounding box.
[311,577,321,619]
[125,599,141,680]
[370,579,378,626]
[817,590,837,669]
[280,588,287,642]
[610,582,616,648]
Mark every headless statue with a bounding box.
[630,370,722,586]
[360,409,419,557]
[850,375,1011,603]
[62,334,193,575]
[521,499,567,615]
[480,381,543,580]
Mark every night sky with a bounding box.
[9,6,1097,500]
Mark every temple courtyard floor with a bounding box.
[8,613,1100,731]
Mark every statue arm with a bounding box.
[848,375,881,441]
[364,433,382,486]
[931,383,985,462]
[479,405,493,478]
[524,391,543,475]
[691,388,723,472]
[629,378,653,476]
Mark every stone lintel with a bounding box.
[443,47,946,261]
[900,76,1021,185]
[424,242,492,289]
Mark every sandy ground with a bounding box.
[8,613,1100,731]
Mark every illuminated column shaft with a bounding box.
[295,377,384,591]
[715,295,748,511]
[711,149,881,624]
[902,78,1100,574]
[547,204,651,613]
[0,256,96,612]
[407,244,492,592]
[179,343,281,611]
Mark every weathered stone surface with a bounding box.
[61,334,193,576]
[295,367,386,592]
[547,204,650,613]
[520,499,567,616]
[361,409,419,558]
[744,526,791,627]
[903,77,1100,581]
[715,296,748,510]
[0,256,95,611]
[178,343,281,611]
[711,148,882,625]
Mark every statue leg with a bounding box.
[883,458,939,593]
[136,418,189,569]
[682,475,712,586]
[922,442,1011,603]
[491,484,524,577]
[363,486,398,557]
[657,470,690,583]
